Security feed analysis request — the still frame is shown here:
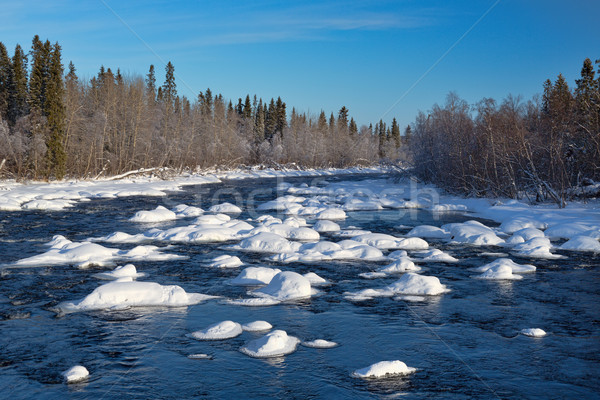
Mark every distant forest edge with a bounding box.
[0,36,403,181]
[0,37,598,203]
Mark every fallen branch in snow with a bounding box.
[107,167,163,181]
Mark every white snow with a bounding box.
[520,328,547,337]
[406,225,451,239]
[476,264,523,280]
[377,257,421,274]
[189,320,243,340]
[270,240,384,263]
[313,220,341,233]
[172,204,204,217]
[430,204,468,212]
[231,267,282,286]
[240,330,300,358]
[93,264,145,280]
[57,281,216,313]
[315,208,347,220]
[352,233,429,250]
[252,271,313,301]
[187,353,213,359]
[346,273,449,300]
[473,258,536,274]
[512,237,562,259]
[444,220,505,246]
[62,365,89,383]
[208,255,244,268]
[130,206,177,223]
[505,228,545,245]
[413,249,458,263]
[302,339,338,348]
[560,236,600,252]
[544,223,597,240]
[499,217,547,234]
[303,272,330,286]
[353,360,416,378]
[208,202,242,214]
[242,320,273,332]
[232,232,301,253]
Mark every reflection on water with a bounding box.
[0,174,598,399]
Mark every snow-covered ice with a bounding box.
[62,365,89,383]
[130,205,177,223]
[412,249,458,263]
[57,281,216,313]
[406,225,451,239]
[559,236,600,252]
[240,330,300,358]
[302,339,338,348]
[208,202,242,214]
[353,360,416,378]
[473,258,536,274]
[93,264,145,280]
[520,328,547,337]
[476,264,523,280]
[252,271,313,301]
[444,220,504,246]
[231,232,302,253]
[231,267,282,286]
[208,255,244,268]
[377,257,420,274]
[189,320,243,340]
[352,233,429,250]
[312,220,341,233]
[242,321,273,332]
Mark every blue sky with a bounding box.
[1,0,598,128]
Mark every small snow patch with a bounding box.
[353,360,416,379]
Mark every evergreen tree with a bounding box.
[9,44,28,124]
[44,42,66,179]
[0,42,12,120]
[254,98,265,142]
[328,112,335,133]
[349,117,358,136]
[146,64,156,103]
[404,124,412,144]
[275,96,286,135]
[236,98,243,116]
[243,94,252,119]
[265,98,276,140]
[29,36,52,114]
[338,106,349,130]
[391,118,401,148]
[317,110,328,132]
[162,61,177,107]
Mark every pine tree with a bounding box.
[9,44,28,124]
[162,61,177,107]
[317,110,328,132]
[391,118,401,148]
[254,98,265,143]
[44,42,66,179]
[338,106,349,130]
[29,36,52,114]
[328,112,335,134]
[275,96,286,135]
[146,64,156,103]
[404,124,412,145]
[0,42,12,120]
[243,94,252,119]
[265,98,276,140]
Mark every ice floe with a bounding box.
[377,258,421,274]
[231,267,282,286]
[303,272,330,286]
[270,240,384,263]
[352,233,429,250]
[313,220,341,233]
[208,255,244,268]
[353,360,416,378]
[231,232,302,253]
[208,202,242,214]
[444,220,504,246]
[512,237,562,259]
[476,264,523,280]
[62,365,89,383]
[242,321,273,332]
[189,320,243,340]
[93,264,145,280]
[499,217,547,234]
[346,273,449,301]
[520,328,547,337]
[57,281,216,313]
[406,225,451,239]
[506,228,546,245]
[302,339,338,348]
[559,236,600,252]
[252,271,313,301]
[11,236,183,268]
[315,208,346,220]
[130,206,177,223]
[412,249,458,263]
[172,204,204,217]
[240,330,300,358]
[473,258,536,274]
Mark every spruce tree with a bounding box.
[29,37,52,114]
[317,110,328,132]
[275,96,286,135]
[243,94,252,119]
[44,42,66,179]
[265,98,276,140]
[0,42,12,120]
[146,64,156,103]
[338,106,349,130]
[391,118,401,148]
[9,44,28,124]
[254,98,265,143]
[162,61,176,107]
[349,117,358,136]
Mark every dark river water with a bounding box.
[0,174,598,399]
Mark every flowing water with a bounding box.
[0,174,598,399]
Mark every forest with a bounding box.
[0,36,402,180]
[0,36,598,204]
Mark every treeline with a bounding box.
[409,58,600,203]
[0,36,407,180]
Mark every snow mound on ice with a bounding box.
[513,237,562,259]
[233,232,301,253]
[240,330,300,358]
[545,223,596,240]
[446,220,504,246]
[270,240,384,263]
[378,257,420,274]
[130,205,176,223]
[473,258,536,274]
[352,233,429,250]
[520,328,547,337]
[208,202,242,214]
[303,272,330,286]
[194,213,231,224]
[476,264,523,280]
[62,365,89,383]
[253,271,313,301]
[560,236,600,252]
[506,228,545,245]
[499,217,547,234]
[385,273,449,295]
[225,298,281,307]
[231,267,282,286]
[302,339,338,348]
[313,220,341,233]
[242,321,273,332]
[189,320,243,340]
[413,249,458,263]
[57,281,216,313]
[430,204,468,212]
[315,208,346,220]
[22,199,75,211]
[353,360,416,378]
[208,255,244,268]
[93,264,145,280]
[407,225,450,239]
[172,204,204,217]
